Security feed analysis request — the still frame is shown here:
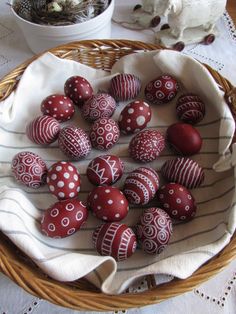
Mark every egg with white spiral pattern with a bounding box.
[135,207,173,254]
[11,151,47,189]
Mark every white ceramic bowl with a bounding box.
[11,0,115,54]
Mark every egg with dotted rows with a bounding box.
[129,129,165,163]
[123,167,159,205]
[41,94,75,122]
[87,154,124,186]
[41,198,88,238]
[176,94,205,124]
[26,115,60,145]
[64,76,93,106]
[161,157,204,189]
[166,123,202,156]
[87,186,129,222]
[144,75,179,105]
[89,118,120,150]
[82,93,116,122]
[92,222,137,261]
[135,207,173,254]
[46,161,81,200]
[118,100,152,134]
[58,125,91,160]
[157,183,196,221]
[11,151,47,189]
[109,73,141,101]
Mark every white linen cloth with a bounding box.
[0,49,235,295]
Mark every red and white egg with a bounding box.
[41,94,75,122]
[176,94,205,124]
[11,151,47,189]
[166,123,202,155]
[47,161,81,200]
[41,198,88,238]
[58,125,91,159]
[144,75,179,105]
[135,207,173,254]
[129,129,165,163]
[161,157,204,189]
[109,73,141,101]
[87,154,124,186]
[87,186,129,222]
[26,115,60,145]
[157,183,196,221]
[64,76,93,106]
[82,93,116,122]
[118,100,152,134]
[92,222,137,261]
[89,118,120,150]
[123,167,159,205]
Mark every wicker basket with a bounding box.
[0,39,236,311]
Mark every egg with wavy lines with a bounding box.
[41,198,88,238]
[109,73,141,101]
[26,115,60,145]
[11,151,47,189]
[135,207,173,254]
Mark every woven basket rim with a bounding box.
[0,39,236,311]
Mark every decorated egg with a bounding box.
[64,76,93,106]
[41,198,88,238]
[161,157,204,189]
[176,94,205,124]
[157,183,196,221]
[118,100,152,134]
[89,118,120,150]
[109,73,141,101]
[166,123,202,155]
[41,94,75,122]
[87,186,129,222]
[11,151,47,188]
[123,167,159,205]
[82,93,116,122]
[87,155,124,186]
[129,129,165,163]
[26,115,60,145]
[58,125,91,159]
[144,75,179,105]
[135,207,173,254]
[46,161,81,200]
[92,222,137,261]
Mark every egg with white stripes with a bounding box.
[92,222,137,261]
[41,198,88,238]
[123,167,159,205]
[176,94,205,124]
[161,157,204,189]
[26,115,60,145]
[109,73,141,101]
[46,161,81,200]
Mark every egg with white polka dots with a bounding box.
[89,118,120,150]
[41,94,75,122]
[87,186,129,222]
[118,100,152,134]
[46,161,81,200]
[64,76,93,106]
[41,198,88,238]
[157,183,196,221]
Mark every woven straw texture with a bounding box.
[0,39,236,311]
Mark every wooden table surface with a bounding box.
[227,0,236,23]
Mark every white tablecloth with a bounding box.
[0,0,236,313]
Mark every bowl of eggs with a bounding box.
[10,0,115,53]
